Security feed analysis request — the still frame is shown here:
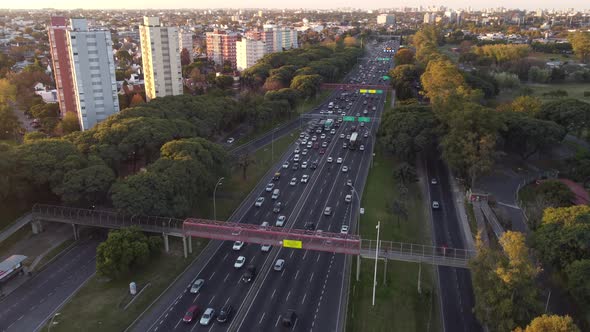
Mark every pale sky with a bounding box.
[2,1,589,10]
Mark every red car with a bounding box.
[183,305,200,323]
[319,148,325,154]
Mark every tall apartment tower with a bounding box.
[67,18,119,131]
[205,29,238,69]
[139,17,183,101]
[263,25,298,52]
[48,17,77,118]
[236,37,267,71]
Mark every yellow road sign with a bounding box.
[359,89,367,93]
[283,239,302,249]
[369,89,376,94]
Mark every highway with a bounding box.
[139,41,396,332]
[425,154,482,332]
[0,236,101,332]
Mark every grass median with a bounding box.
[48,129,299,332]
[347,151,441,332]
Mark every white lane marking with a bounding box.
[208,295,216,305]
[209,271,216,281]
[295,270,299,280]
[275,315,281,327]
[223,273,230,283]
[192,293,200,304]
[259,312,266,324]
[301,293,307,304]
[271,289,276,299]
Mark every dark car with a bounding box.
[291,162,299,170]
[217,305,233,323]
[242,264,256,283]
[273,172,281,181]
[311,161,318,169]
[319,148,325,154]
[273,202,282,213]
[304,222,315,230]
[282,310,297,327]
[183,305,200,323]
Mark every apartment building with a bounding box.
[67,18,119,131]
[48,16,77,117]
[263,25,298,52]
[377,14,396,25]
[179,29,193,51]
[245,28,274,54]
[139,16,183,101]
[236,37,267,71]
[206,29,238,69]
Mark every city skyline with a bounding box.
[2,1,589,11]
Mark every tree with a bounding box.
[214,75,234,90]
[389,64,420,100]
[568,31,590,63]
[55,163,115,206]
[392,163,418,186]
[290,74,322,98]
[0,78,16,104]
[507,96,543,116]
[565,259,590,308]
[389,200,408,226]
[237,153,255,180]
[379,107,437,161]
[537,99,590,139]
[533,180,574,207]
[115,49,132,68]
[500,113,566,160]
[441,103,503,187]
[394,48,415,65]
[420,58,473,112]
[180,48,191,66]
[0,104,21,140]
[96,227,162,279]
[541,205,590,227]
[60,112,81,134]
[129,93,145,107]
[514,314,580,332]
[343,36,358,47]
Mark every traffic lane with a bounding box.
[1,237,100,332]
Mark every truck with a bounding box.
[349,132,358,150]
[324,119,334,130]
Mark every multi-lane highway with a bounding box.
[138,41,397,332]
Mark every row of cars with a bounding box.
[183,280,233,325]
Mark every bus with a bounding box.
[349,132,358,150]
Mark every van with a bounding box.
[272,189,280,200]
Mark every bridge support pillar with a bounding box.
[72,224,79,240]
[182,236,188,258]
[31,220,43,234]
[356,255,361,281]
[163,234,169,252]
[187,236,192,254]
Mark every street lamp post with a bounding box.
[348,184,361,232]
[213,177,224,221]
[372,221,380,306]
[48,312,60,332]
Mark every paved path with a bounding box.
[0,214,32,243]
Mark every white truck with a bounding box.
[349,132,358,150]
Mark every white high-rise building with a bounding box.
[179,29,193,51]
[236,37,267,71]
[377,14,396,25]
[67,18,119,131]
[264,25,298,52]
[139,16,183,101]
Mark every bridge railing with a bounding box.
[32,204,184,234]
[361,239,476,262]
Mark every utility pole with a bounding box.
[372,221,380,306]
[417,263,422,294]
[213,177,224,220]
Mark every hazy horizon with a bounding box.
[2,1,589,11]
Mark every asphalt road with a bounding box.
[425,155,482,332]
[136,41,396,332]
[0,236,101,332]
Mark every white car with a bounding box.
[320,134,326,139]
[311,136,317,141]
[301,174,309,183]
[340,134,345,139]
[431,178,438,185]
[346,134,351,140]
[330,129,336,135]
[232,241,244,251]
[274,259,285,271]
[345,194,352,203]
[432,201,440,209]
[234,256,246,268]
[276,215,286,227]
[327,157,333,163]
[307,142,313,148]
[189,278,204,294]
[255,197,264,207]
[340,225,349,234]
[261,244,272,252]
[290,177,297,186]
[364,132,369,138]
[282,162,289,169]
[359,145,365,151]
[265,183,274,192]
[226,137,235,144]
[337,157,343,164]
[302,149,308,155]
[342,166,349,172]
[302,161,308,169]
[200,308,215,326]
[293,154,300,162]
[294,148,300,154]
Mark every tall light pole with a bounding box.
[213,177,224,221]
[48,312,60,332]
[372,221,380,306]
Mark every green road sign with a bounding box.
[343,116,355,122]
[382,76,390,80]
[358,117,371,123]
[376,90,384,94]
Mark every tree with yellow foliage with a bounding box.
[513,314,580,332]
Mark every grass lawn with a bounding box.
[347,151,440,332]
[233,90,331,146]
[495,82,590,104]
[50,238,205,332]
[439,44,460,63]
